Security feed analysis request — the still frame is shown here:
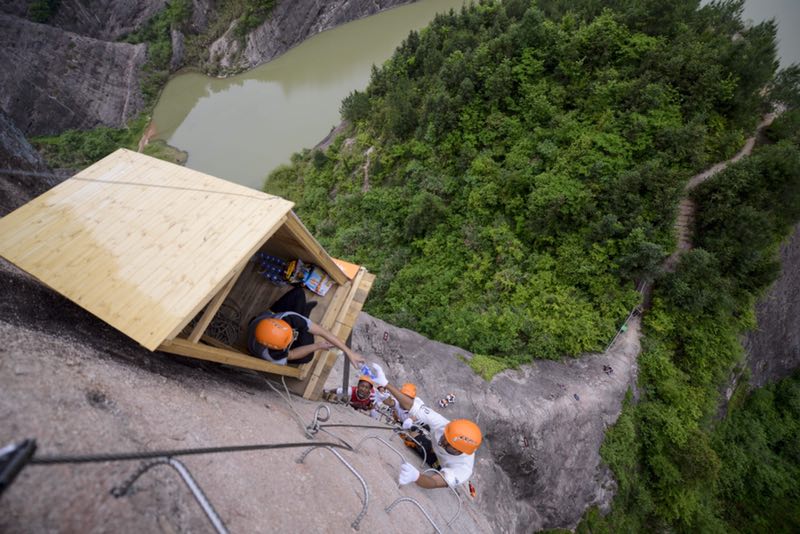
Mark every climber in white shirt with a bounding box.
[371,364,482,489]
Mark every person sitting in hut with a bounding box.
[247,287,365,367]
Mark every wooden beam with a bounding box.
[301,268,371,399]
[159,338,303,378]
[187,260,247,343]
[319,275,352,331]
[284,212,347,285]
[292,277,352,381]
[200,335,233,350]
[164,215,287,342]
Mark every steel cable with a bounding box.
[29,441,351,465]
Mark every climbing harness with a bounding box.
[394,431,429,468]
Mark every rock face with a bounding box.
[743,223,800,387]
[45,0,167,40]
[0,306,495,533]
[0,113,641,530]
[337,312,642,532]
[0,1,30,18]
[0,116,494,533]
[0,110,61,216]
[0,14,146,136]
[210,0,416,70]
[1,0,168,40]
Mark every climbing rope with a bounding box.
[206,302,241,346]
[355,436,408,465]
[320,423,398,431]
[263,376,316,438]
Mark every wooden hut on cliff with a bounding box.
[0,149,373,399]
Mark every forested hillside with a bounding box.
[589,111,800,531]
[267,0,785,362]
[267,1,800,530]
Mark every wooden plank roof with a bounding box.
[0,149,297,350]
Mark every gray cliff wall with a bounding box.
[210,0,416,70]
[743,223,800,387]
[0,1,29,18]
[0,14,146,136]
[0,0,213,39]
[0,1,413,137]
[0,110,61,216]
[340,312,642,532]
[47,0,166,40]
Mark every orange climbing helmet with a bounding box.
[358,375,374,387]
[400,383,417,398]
[444,419,482,455]
[255,318,294,350]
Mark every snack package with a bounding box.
[304,265,335,296]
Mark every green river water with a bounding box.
[151,0,466,190]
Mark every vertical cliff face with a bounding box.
[343,312,642,532]
[743,223,800,387]
[209,0,416,70]
[0,1,30,18]
[0,110,62,216]
[42,0,168,40]
[0,14,147,136]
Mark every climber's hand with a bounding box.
[398,463,420,485]
[371,363,388,387]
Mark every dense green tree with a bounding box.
[263,1,799,529]
[267,0,783,362]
